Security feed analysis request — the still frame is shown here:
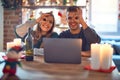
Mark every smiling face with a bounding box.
[67,11,80,30]
[66,6,82,34]
[39,13,54,33]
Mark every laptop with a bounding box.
[43,38,82,64]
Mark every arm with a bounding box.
[15,20,36,38]
[15,13,51,38]
[77,8,101,43]
[77,8,88,30]
[83,27,101,44]
[81,51,91,57]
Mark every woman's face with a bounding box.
[39,13,54,33]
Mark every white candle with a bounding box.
[91,43,101,70]
[100,44,113,70]
[14,38,22,46]
[109,46,113,67]
[7,42,15,51]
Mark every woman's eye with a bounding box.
[68,17,72,20]
[43,18,46,21]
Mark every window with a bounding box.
[90,0,119,38]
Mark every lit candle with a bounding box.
[100,44,113,70]
[14,38,22,46]
[109,46,114,67]
[7,42,15,51]
[91,43,101,70]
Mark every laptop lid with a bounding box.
[43,38,82,64]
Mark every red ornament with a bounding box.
[58,11,62,17]
[12,46,22,51]
[8,45,23,53]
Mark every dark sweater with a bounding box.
[58,27,101,51]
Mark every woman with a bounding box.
[15,12,58,48]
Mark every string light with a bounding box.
[86,0,89,23]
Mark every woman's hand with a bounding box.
[36,13,52,23]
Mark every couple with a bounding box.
[15,6,101,57]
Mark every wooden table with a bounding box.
[0,52,120,80]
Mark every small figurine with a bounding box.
[0,46,23,80]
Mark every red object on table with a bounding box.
[84,65,116,73]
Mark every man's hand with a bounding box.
[77,8,88,29]
[81,51,91,57]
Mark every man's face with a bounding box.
[67,11,80,30]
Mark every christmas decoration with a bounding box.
[0,46,23,80]
[1,0,22,9]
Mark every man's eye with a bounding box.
[43,18,46,21]
[75,17,79,20]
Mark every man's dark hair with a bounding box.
[67,6,80,12]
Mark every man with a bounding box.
[59,6,101,57]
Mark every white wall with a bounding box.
[0,1,3,51]
[91,0,118,33]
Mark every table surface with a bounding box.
[0,52,120,80]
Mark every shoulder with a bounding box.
[51,32,59,38]
[58,30,70,38]
[60,30,70,34]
